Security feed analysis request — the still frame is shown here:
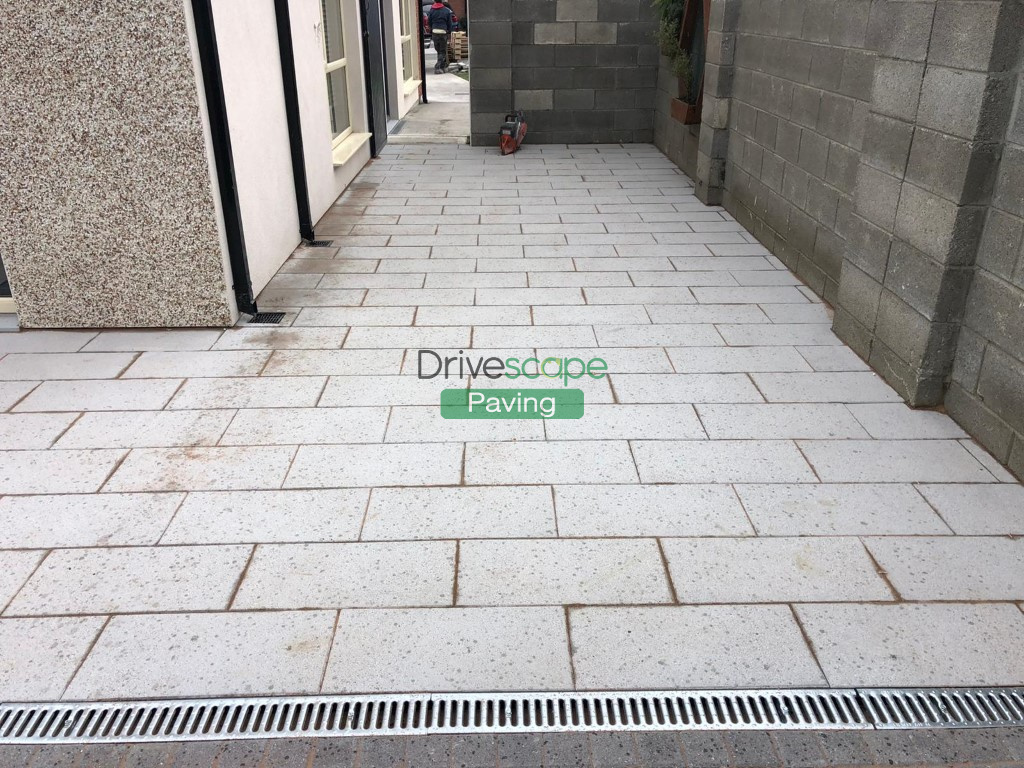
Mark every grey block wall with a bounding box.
[667,0,1024,476]
[833,0,1021,407]
[469,0,659,145]
[716,0,877,305]
[948,61,1024,478]
[653,55,700,178]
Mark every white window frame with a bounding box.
[398,0,416,84]
[321,0,362,149]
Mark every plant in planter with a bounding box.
[654,0,704,123]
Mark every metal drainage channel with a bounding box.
[1,689,1023,745]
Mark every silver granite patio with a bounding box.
[0,143,1023,703]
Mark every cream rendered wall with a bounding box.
[212,0,302,296]
[291,0,373,224]
[384,0,422,120]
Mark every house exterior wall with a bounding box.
[673,0,1024,477]
[0,0,236,328]
[469,0,660,145]
[214,0,302,297]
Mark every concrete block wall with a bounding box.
[673,0,1024,476]
[832,0,1021,407]
[714,0,877,306]
[948,61,1024,478]
[653,56,700,178]
[469,0,659,144]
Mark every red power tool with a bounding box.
[499,111,527,155]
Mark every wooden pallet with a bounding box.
[449,32,467,61]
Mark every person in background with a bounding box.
[427,0,454,74]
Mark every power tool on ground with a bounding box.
[499,111,527,155]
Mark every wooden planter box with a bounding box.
[671,96,701,125]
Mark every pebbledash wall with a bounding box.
[469,0,661,145]
[662,0,1024,476]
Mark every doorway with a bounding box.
[390,0,469,142]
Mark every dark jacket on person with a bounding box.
[427,3,453,33]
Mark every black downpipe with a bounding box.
[273,0,315,241]
[190,0,257,315]
[419,12,428,104]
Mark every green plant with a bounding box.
[653,0,694,101]
[672,49,693,95]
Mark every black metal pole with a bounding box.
[274,0,315,241]
[418,3,429,104]
[190,0,257,315]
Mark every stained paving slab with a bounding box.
[0,144,1023,703]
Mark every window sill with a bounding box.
[403,78,422,96]
[332,132,372,168]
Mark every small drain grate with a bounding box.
[247,312,285,325]
[862,688,1024,729]
[2,688,1023,745]
[307,240,334,247]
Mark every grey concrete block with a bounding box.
[809,45,845,91]
[470,67,511,89]
[964,270,1024,361]
[807,180,841,228]
[838,209,892,281]
[470,21,512,44]
[755,110,779,148]
[513,0,555,20]
[598,0,640,21]
[572,66,617,88]
[918,67,1012,142]
[797,128,829,178]
[555,88,596,109]
[830,0,870,47]
[978,344,1024,434]
[511,21,534,44]
[470,44,512,68]
[929,0,1003,71]
[978,209,1024,282]
[855,164,902,231]
[861,112,912,176]
[534,22,577,43]
[556,0,598,21]
[782,164,811,208]
[873,290,958,376]
[801,0,835,42]
[817,92,857,145]
[993,144,1024,217]
[871,57,924,121]
[945,383,1015,462]
[512,44,554,67]
[894,182,987,265]
[839,48,874,101]
[884,241,973,323]
[614,20,658,44]
[513,89,554,110]
[775,120,801,163]
[472,0,511,20]
[950,325,985,390]
[867,0,936,61]
[906,128,1000,205]
[790,83,821,128]
[576,21,617,43]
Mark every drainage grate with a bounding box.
[247,312,285,325]
[0,689,1021,745]
[862,688,1024,729]
[307,239,334,247]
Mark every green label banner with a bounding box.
[440,388,585,419]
